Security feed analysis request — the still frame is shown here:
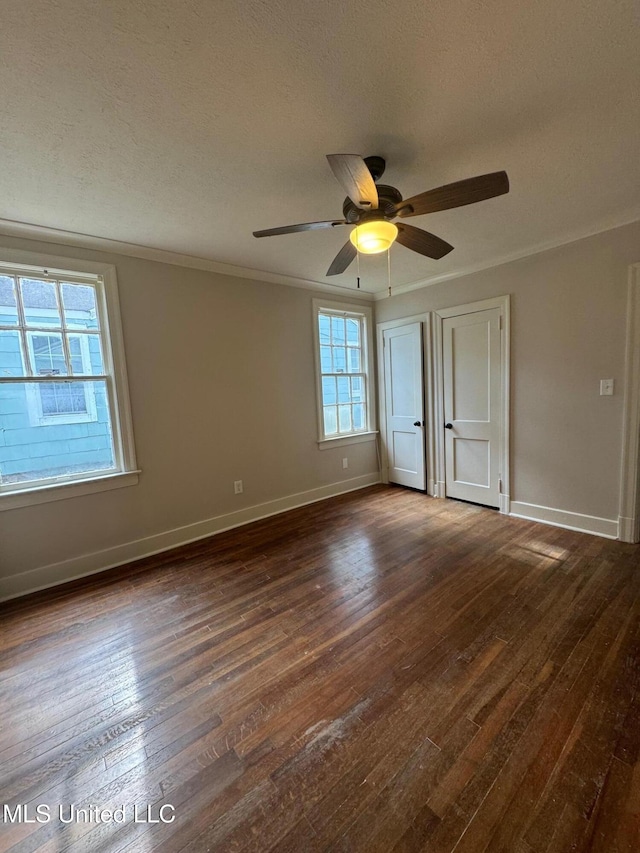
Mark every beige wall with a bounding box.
[0,235,378,586]
[2,221,638,594]
[376,221,640,522]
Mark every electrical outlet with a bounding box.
[234,480,243,494]
[600,379,614,396]
[342,458,348,469]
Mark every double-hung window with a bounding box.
[313,299,376,446]
[0,252,138,508]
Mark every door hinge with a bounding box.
[499,314,503,330]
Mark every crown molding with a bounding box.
[376,211,640,301]
[2,212,638,305]
[0,217,374,302]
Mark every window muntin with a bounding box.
[316,307,371,440]
[0,269,118,488]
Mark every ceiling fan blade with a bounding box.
[395,171,509,218]
[396,223,454,259]
[326,240,357,276]
[326,154,379,210]
[253,220,346,237]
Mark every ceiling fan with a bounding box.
[253,154,509,276]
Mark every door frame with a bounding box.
[432,295,511,513]
[377,313,435,493]
[618,263,640,542]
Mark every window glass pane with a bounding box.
[347,348,361,372]
[28,332,68,376]
[331,316,345,344]
[338,405,352,433]
[0,330,26,377]
[333,347,346,373]
[68,336,83,374]
[61,283,99,330]
[0,276,19,325]
[0,380,115,485]
[337,375,350,403]
[321,376,336,405]
[68,333,104,375]
[353,403,365,430]
[323,406,338,436]
[346,318,360,345]
[318,314,331,345]
[40,382,88,416]
[20,279,61,328]
[351,376,365,402]
[320,345,332,373]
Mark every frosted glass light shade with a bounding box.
[349,220,398,254]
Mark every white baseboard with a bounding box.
[618,515,639,543]
[0,473,381,602]
[510,501,619,539]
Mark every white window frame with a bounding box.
[312,298,377,449]
[0,248,139,510]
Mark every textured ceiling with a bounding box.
[1,0,639,295]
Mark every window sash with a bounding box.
[0,274,103,379]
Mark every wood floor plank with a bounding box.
[1,485,639,853]
[433,580,637,852]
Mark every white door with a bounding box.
[442,308,501,507]
[383,323,426,490]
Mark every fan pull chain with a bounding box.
[356,238,361,289]
[387,248,392,297]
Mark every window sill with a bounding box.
[317,431,378,450]
[0,470,140,511]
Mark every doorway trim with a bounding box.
[618,263,640,543]
[432,295,511,513]
[377,313,434,492]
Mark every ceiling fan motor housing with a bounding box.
[343,185,403,223]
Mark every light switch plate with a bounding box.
[600,379,614,396]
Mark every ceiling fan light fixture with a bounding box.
[349,220,398,254]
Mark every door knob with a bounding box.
[444,423,453,429]
[413,421,422,427]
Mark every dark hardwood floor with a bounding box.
[1,485,639,852]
